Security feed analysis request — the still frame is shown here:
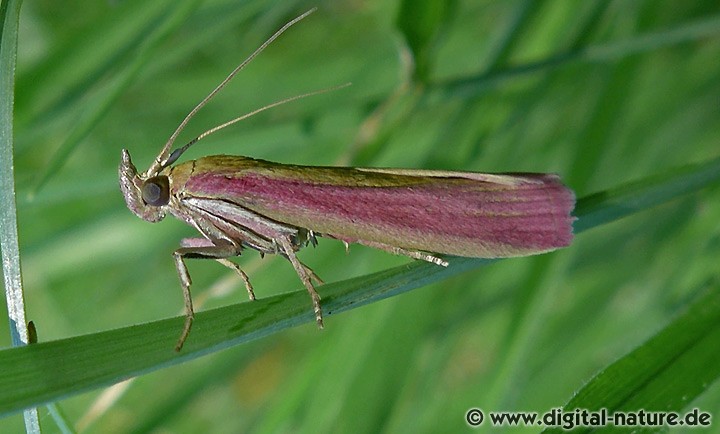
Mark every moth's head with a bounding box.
[119,149,170,223]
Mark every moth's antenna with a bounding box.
[145,7,317,176]
[165,83,351,166]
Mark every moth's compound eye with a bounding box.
[142,176,170,206]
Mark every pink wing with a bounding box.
[177,156,575,258]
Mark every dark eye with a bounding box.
[142,176,170,206]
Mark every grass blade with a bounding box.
[438,14,720,99]
[542,282,720,434]
[30,0,201,195]
[0,154,719,416]
[0,0,41,431]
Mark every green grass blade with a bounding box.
[1,154,719,416]
[0,0,41,431]
[438,14,720,99]
[542,282,720,434]
[574,155,720,231]
[30,0,201,195]
[395,0,453,82]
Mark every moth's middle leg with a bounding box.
[278,237,324,328]
[179,238,255,299]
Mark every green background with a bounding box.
[2,0,720,432]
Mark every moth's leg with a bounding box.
[181,237,255,299]
[180,237,217,248]
[173,248,196,352]
[278,237,324,328]
[354,240,449,267]
[172,242,242,352]
[216,258,255,300]
[301,263,324,285]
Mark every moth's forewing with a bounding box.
[171,156,575,258]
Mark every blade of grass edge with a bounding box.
[0,155,718,417]
[0,0,41,431]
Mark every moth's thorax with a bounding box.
[167,155,263,197]
[166,160,195,195]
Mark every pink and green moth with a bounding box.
[119,9,575,351]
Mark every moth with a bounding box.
[119,9,575,351]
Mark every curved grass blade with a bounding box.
[541,282,720,434]
[0,155,718,416]
[0,0,41,431]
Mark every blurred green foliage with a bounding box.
[2,0,720,432]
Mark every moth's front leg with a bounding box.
[173,239,244,351]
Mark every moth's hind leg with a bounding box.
[173,239,243,351]
[354,239,449,266]
[301,263,324,285]
[278,238,324,328]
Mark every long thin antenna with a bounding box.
[164,83,351,167]
[145,7,317,177]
